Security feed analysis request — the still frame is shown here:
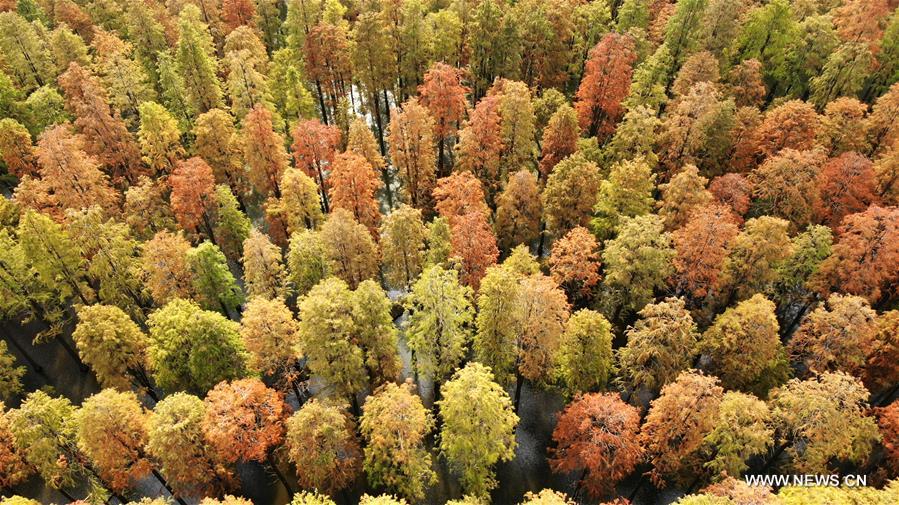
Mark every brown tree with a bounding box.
[548,226,601,303]
[819,98,869,156]
[455,95,504,199]
[749,148,825,231]
[170,157,217,240]
[813,152,879,228]
[671,203,740,300]
[575,33,637,139]
[865,310,899,393]
[328,152,382,235]
[789,294,877,378]
[449,211,499,291]
[0,119,37,178]
[538,104,579,181]
[141,230,195,305]
[285,400,360,494]
[388,99,437,211]
[418,63,468,175]
[433,171,490,221]
[243,105,289,198]
[319,209,379,288]
[494,169,542,252]
[751,100,820,163]
[708,174,752,218]
[549,393,642,499]
[291,119,341,212]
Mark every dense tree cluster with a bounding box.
[1,0,899,504]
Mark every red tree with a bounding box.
[328,152,382,236]
[814,152,880,228]
[222,0,256,33]
[290,119,341,212]
[751,100,820,163]
[549,393,642,499]
[672,204,741,300]
[709,173,752,219]
[455,95,504,198]
[449,211,499,290]
[575,33,637,140]
[433,171,490,220]
[418,62,468,176]
[170,157,217,239]
[548,226,601,303]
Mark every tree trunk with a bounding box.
[57,336,89,372]
[4,332,45,376]
[152,469,187,505]
[514,371,524,413]
[267,452,293,493]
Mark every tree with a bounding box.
[239,295,299,383]
[193,109,246,197]
[57,62,143,185]
[701,391,773,478]
[865,310,899,393]
[141,230,195,306]
[242,229,287,300]
[788,294,877,378]
[360,383,435,501]
[714,217,792,306]
[0,12,53,91]
[494,169,541,252]
[725,59,766,108]
[202,379,288,468]
[438,363,518,498]
[455,95,504,200]
[319,209,379,288]
[547,227,601,304]
[285,400,360,494]
[286,229,330,297]
[699,294,788,395]
[811,206,899,305]
[243,105,289,198]
[146,299,249,394]
[290,119,340,212]
[328,152,382,235]
[601,215,675,317]
[449,211,499,290]
[0,118,37,178]
[388,99,437,210]
[549,393,642,499]
[818,98,869,156]
[187,242,244,314]
[809,42,872,108]
[752,100,820,162]
[352,280,402,386]
[671,52,720,98]
[296,278,367,402]
[0,403,32,489]
[618,297,699,395]
[418,63,467,175]
[770,372,879,474]
[212,185,252,262]
[75,390,151,493]
[72,305,151,393]
[639,371,724,487]
[175,5,223,113]
[866,83,899,155]
[813,152,879,228]
[380,205,427,290]
[657,165,712,230]
[290,492,337,505]
[138,102,184,175]
[303,22,352,123]
[672,203,740,300]
[404,265,473,387]
[878,402,899,473]
[591,156,656,240]
[147,393,233,497]
[520,490,575,505]
[575,33,637,139]
[433,171,490,220]
[555,310,613,397]
[538,104,579,181]
[708,174,752,218]
[18,209,93,305]
[26,123,120,219]
[347,117,390,204]
[542,154,602,239]
[494,80,536,174]
[603,105,661,167]
[473,265,523,387]
[267,170,323,238]
[0,343,24,400]
[170,157,217,240]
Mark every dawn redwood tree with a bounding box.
[388,99,437,211]
[699,294,788,396]
[813,152,880,228]
[286,229,331,297]
[433,171,490,221]
[187,242,244,315]
[418,63,467,176]
[0,404,32,489]
[267,170,324,238]
[657,165,712,231]
[146,299,250,394]
[811,206,899,305]
[548,226,601,304]
[212,186,252,262]
[819,98,869,156]
[770,372,879,474]
[555,310,614,397]
[328,152,382,235]
[404,265,473,394]
[242,105,289,198]
[474,265,524,386]
[538,104,579,181]
[138,102,184,175]
[193,109,248,198]
[592,157,656,241]
[202,378,289,486]
[751,100,820,163]
[141,230,195,305]
[788,294,877,378]
[549,393,642,499]
[285,400,361,494]
[494,169,542,253]
[448,210,499,291]
[0,119,37,178]
[493,79,536,176]
[542,154,602,239]
[242,228,287,299]
[575,33,638,140]
[617,297,699,396]
[170,157,217,241]
[351,280,402,386]
[297,278,367,406]
[379,204,428,290]
[713,216,792,307]
[701,391,773,479]
[17,210,93,305]
[359,382,436,501]
[239,297,300,387]
[291,119,341,212]
[877,402,899,472]
[671,203,740,301]
[72,305,153,395]
[438,363,518,498]
[748,148,825,231]
[148,393,233,498]
[455,95,504,200]
[174,5,224,114]
[290,492,337,505]
[520,490,575,505]
[639,371,724,487]
[75,389,151,493]
[708,174,752,219]
[865,311,899,394]
[347,118,391,204]
[319,209,380,288]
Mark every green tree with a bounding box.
[555,309,613,397]
[701,391,773,478]
[286,229,330,297]
[352,280,402,386]
[591,156,656,240]
[146,299,249,394]
[242,229,287,299]
[18,210,93,305]
[0,12,53,91]
[284,399,361,494]
[187,242,244,315]
[72,305,153,394]
[176,5,223,113]
[438,363,518,497]
[360,383,435,501]
[138,102,184,175]
[404,266,473,391]
[0,342,24,401]
[380,205,428,290]
[212,185,251,263]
